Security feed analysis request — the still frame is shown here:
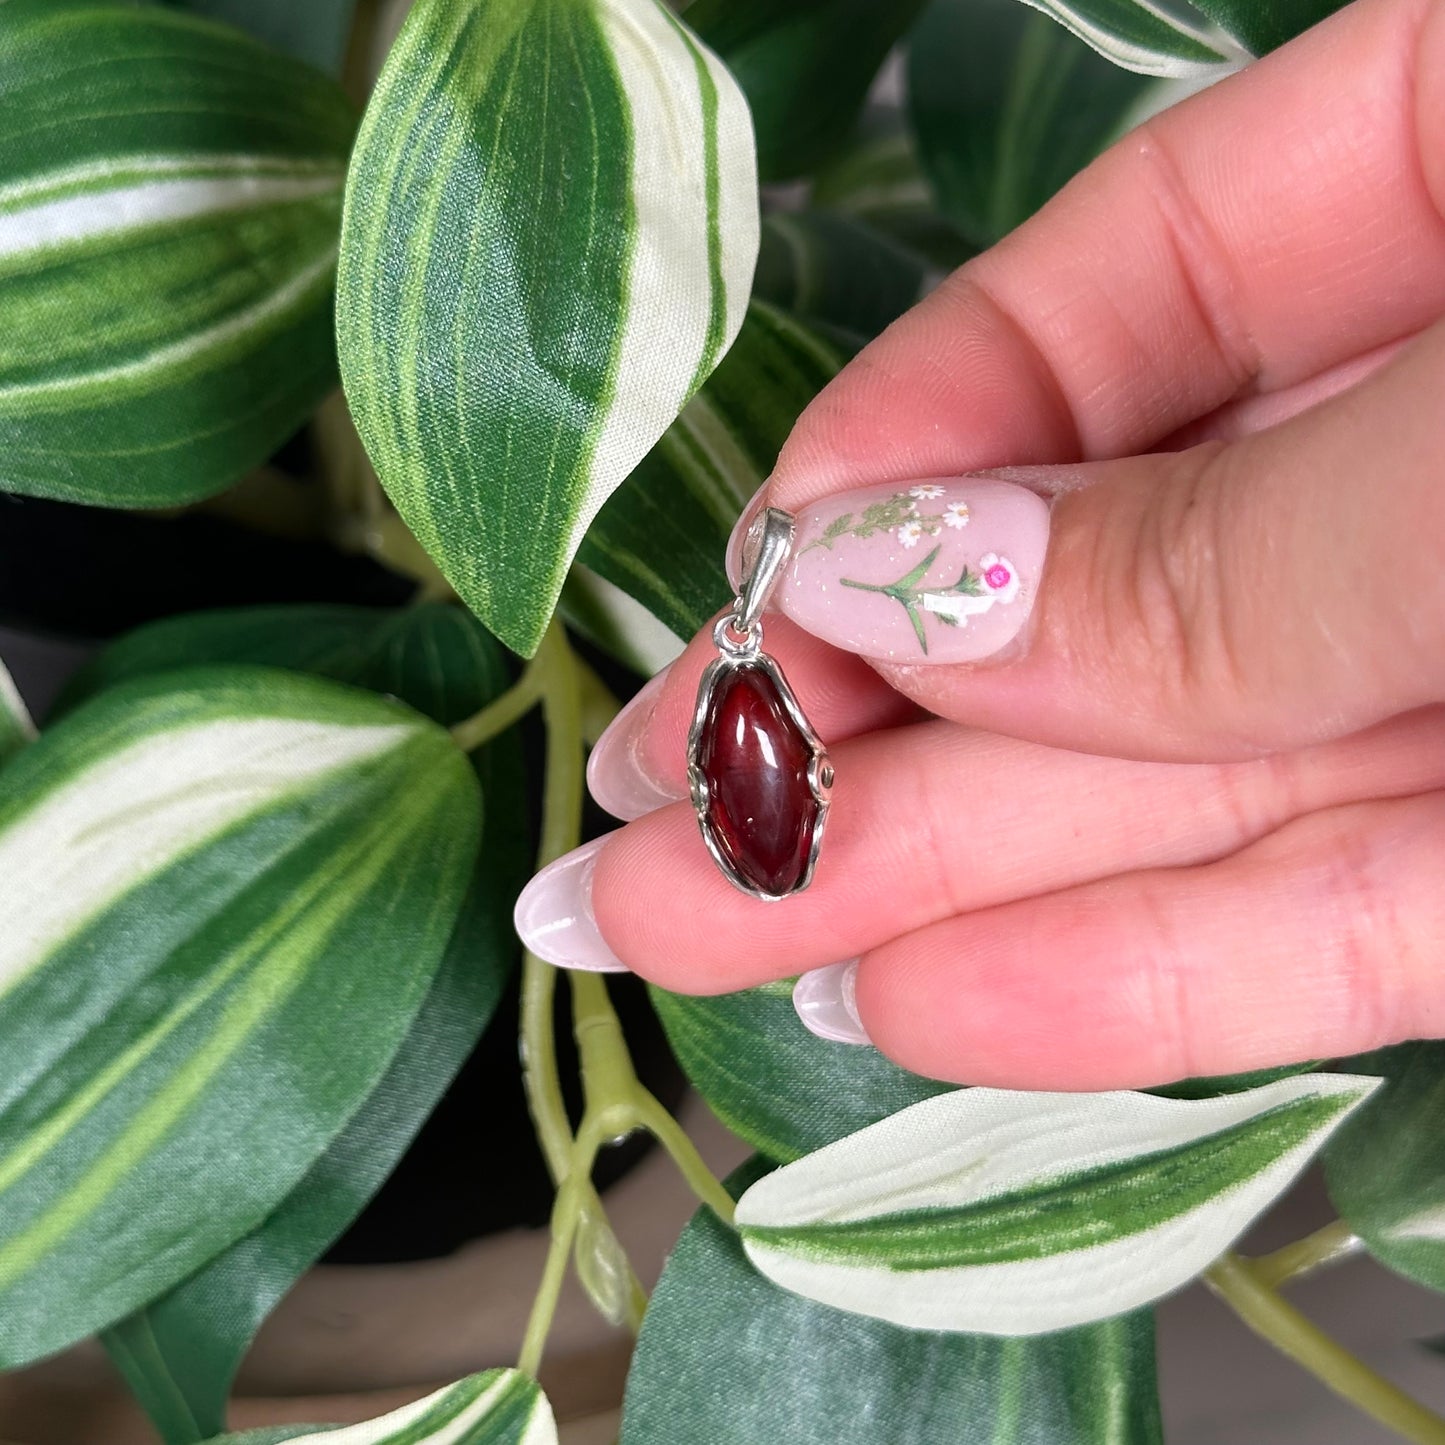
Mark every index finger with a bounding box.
[756,0,1445,524]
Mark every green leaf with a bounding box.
[208,1370,558,1445]
[650,982,954,1163]
[60,602,515,724]
[621,1160,1163,1444]
[736,1073,1379,1334]
[0,665,481,1368]
[70,605,526,1442]
[754,211,931,341]
[909,0,1158,248]
[1149,1062,1324,1100]
[0,655,36,763]
[1011,0,1247,76]
[810,109,977,272]
[684,0,931,180]
[0,0,355,507]
[163,0,359,73]
[580,303,842,641]
[1325,1043,1445,1296]
[1186,0,1348,55]
[337,0,759,657]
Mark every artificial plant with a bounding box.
[3,0,1444,1442]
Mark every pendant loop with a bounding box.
[733,507,795,637]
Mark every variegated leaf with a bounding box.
[909,0,1159,248]
[623,1161,1163,1445]
[736,1073,1380,1335]
[1013,0,1249,77]
[0,666,481,1367]
[0,0,355,507]
[337,0,759,656]
[0,656,36,763]
[70,604,526,1444]
[211,1371,557,1445]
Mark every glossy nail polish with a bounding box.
[777,478,1049,664]
[587,668,678,821]
[792,960,870,1045]
[513,838,628,973]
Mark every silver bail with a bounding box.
[734,507,795,636]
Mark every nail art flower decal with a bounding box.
[979,552,1020,603]
[800,489,968,557]
[837,545,1022,655]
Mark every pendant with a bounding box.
[687,508,832,900]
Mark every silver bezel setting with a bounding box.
[687,584,833,902]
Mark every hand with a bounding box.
[515,0,1445,1091]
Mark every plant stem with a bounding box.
[633,1091,737,1223]
[514,623,648,1342]
[1205,1254,1445,1445]
[449,633,560,753]
[1250,1219,1363,1290]
[516,1123,602,1380]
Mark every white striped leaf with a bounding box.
[0,0,356,507]
[909,0,1159,248]
[0,656,36,764]
[68,604,527,1444]
[579,303,842,640]
[622,1162,1163,1444]
[337,0,759,657]
[736,1073,1380,1335]
[1003,0,1347,80]
[1185,0,1348,55]
[0,665,481,1368]
[212,1371,557,1445]
[1013,0,1249,77]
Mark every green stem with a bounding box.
[516,1122,603,1380]
[449,651,553,753]
[1205,1254,1445,1445]
[634,1092,737,1224]
[1249,1218,1363,1290]
[515,623,648,1338]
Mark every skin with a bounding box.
[586,0,1445,1089]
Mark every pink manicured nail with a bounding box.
[792,961,870,1045]
[776,478,1049,664]
[587,668,679,821]
[513,838,628,973]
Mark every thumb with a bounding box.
[757,319,1445,762]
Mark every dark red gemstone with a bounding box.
[697,664,820,896]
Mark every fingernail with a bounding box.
[587,668,678,821]
[778,478,1049,664]
[792,960,870,1045]
[513,838,628,973]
